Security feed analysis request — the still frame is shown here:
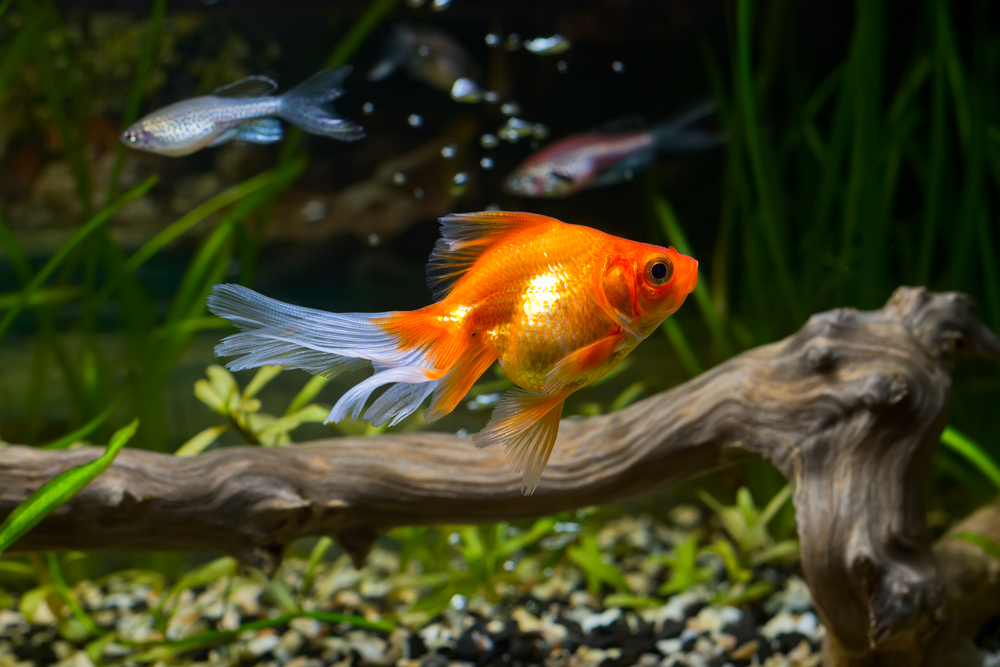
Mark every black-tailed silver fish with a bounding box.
[120,67,364,157]
[368,24,482,102]
[504,103,724,198]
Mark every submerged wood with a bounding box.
[0,287,998,667]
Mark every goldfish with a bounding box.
[120,67,364,157]
[207,211,697,494]
[504,103,724,198]
[368,24,482,102]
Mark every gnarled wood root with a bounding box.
[1,287,998,667]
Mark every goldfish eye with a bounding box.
[645,257,673,286]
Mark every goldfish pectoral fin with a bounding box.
[426,211,559,300]
[235,118,283,144]
[213,75,279,98]
[543,332,624,393]
[472,389,566,495]
[425,342,497,422]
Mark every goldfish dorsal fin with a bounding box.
[427,211,558,300]
[213,76,279,98]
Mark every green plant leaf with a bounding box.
[243,366,283,401]
[750,539,800,567]
[40,390,126,450]
[955,531,1000,561]
[566,534,631,595]
[257,405,329,444]
[45,553,101,637]
[757,485,793,527]
[0,177,157,342]
[940,426,1000,490]
[287,375,332,415]
[0,420,137,555]
[175,425,229,457]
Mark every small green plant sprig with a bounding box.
[178,365,332,455]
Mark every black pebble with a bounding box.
[452,630,481,662]
[407,631,429,658]
[655,618,685,640]
[509,634,542,662]
[722,614,757,646]
[775,631,810,654]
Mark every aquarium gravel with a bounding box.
[0,512,832,667]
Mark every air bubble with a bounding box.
[500,102,521,116]
[485,33,500,47]
[432,0,451,10]
[480,134,499,148]
[441,143,458,159]
[413,187,425,199]
[505,33,521,51]
[612,60,625,73]
[482,91,500,104]
[362,102,374,114]
[524,35,570,54]
[557,60,569,73]
[450,172,470,196]
[367,233,381,247]
[480,157,494,170]
[392,172,407,185]
[533,123,549,140]
[451,77,482,103]
[407,113,424,127]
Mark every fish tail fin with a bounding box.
[425,340,498,422]
[472,389,567,495]
[207,284,465,427]
[278,66,365,142]
[650,100,727,153]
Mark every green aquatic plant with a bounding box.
[696,485,799,566]
[179,364,330,454]
[0,420,136,556]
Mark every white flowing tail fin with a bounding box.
[278,67,365,142]
[207,284,476,428]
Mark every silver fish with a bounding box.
[504,103,724,198]
[368,24,482,102]
[121,67,364,157]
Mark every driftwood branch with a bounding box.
[1,287,999,667]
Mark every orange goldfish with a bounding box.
[207,212,698,494]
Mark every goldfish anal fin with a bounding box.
[213,76,279,98]
[426,342,497,422]
[426,211,558,300]
[542,331,624,394]
[472,388,566,495]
